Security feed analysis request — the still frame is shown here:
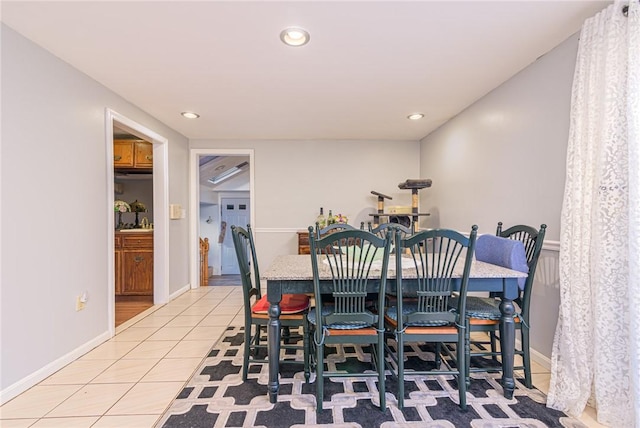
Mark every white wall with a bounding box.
[420,33,580,362]
[420,34,578,240]
[0,24,190,398]
[190,139,421,270]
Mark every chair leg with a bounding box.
[490,331,498,362]
[255,324,261,348]
[521,328,532,388]
[377,335,386,411]
[303,317,310,383]
[458,333,467,411]
[309,325,317,372]
[435,342,442,368]
[316,339,324,413]
[397,333,405,409]
[243,323,253,381]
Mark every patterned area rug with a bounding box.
[155,325,585,428]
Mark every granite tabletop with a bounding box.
[263,254,528,281]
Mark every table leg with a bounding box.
[267,282,282,404]
[499,295,516,399]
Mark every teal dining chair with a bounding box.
[368,222,413,239]
[367,222,413,310]
[308,227,392,413]
[463,222,546,388]
[231,224,311,382]
[314,221,365,239]
[384,226,478,410]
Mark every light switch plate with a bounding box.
[170,204,182,219]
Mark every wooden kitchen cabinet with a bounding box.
[113,140,135,167]
[115,235,123,295]
[134,141,153,168]
[115,232,153,295]
[297,228,347,254]
[113,139,152,170]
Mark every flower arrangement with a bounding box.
[114,200,131,213]
[334,213,348,224]
[114,200,131,229]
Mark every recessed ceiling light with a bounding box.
[407,113,424,120]
[181,111,200,119]
[280,27,310,47]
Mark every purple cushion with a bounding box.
[475,234,528,289]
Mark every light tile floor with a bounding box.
[0,285,606,427]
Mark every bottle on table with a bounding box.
[316,207,327,228]
[327,210,335,225]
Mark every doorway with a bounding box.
[115,296,154,327]
[221,197,250,274]
[189,149,255,289]
[106,109,170,335]
[113,134,155,326]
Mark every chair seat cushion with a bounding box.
[451,296,520,320]
[385,303,452,327]
[307,305,372,329]
[252,294,310,314]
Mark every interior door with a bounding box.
[221,197,250,274]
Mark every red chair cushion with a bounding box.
[252,294,310,314]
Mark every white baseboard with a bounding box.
[170,284,191,300]
[1,283,194,406]
[530,346,552,371]
[0,331,111,405]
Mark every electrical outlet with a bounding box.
[76,296,86,311]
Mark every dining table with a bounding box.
[262,253,527,404]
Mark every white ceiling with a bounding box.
[2,1,609,141]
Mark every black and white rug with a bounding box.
[155,325,585,428]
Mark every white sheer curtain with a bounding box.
[547,1,640,426]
